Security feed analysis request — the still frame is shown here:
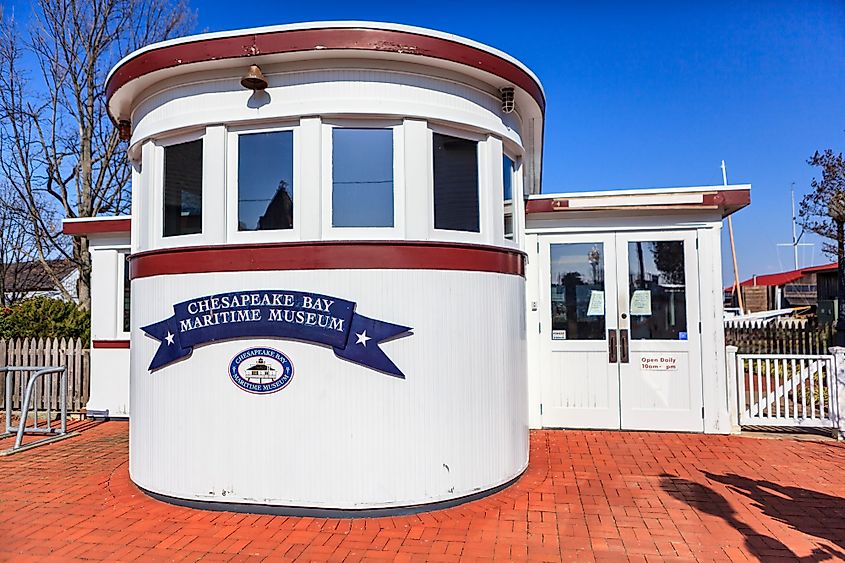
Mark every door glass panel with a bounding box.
[627,241,687,340]
[550,243,606,340]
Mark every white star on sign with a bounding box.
[355,330,371,347]
[165,331,175,346]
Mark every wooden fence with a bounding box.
[0,338,90,413]
[725,319,835,355]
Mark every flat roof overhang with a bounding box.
[525,185,751,219]
[63,216,131,236]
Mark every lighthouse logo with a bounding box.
[229,347,294,394]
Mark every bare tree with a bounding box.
[798,149,845,258]
[0,184,44,306]
[0,0,194,309]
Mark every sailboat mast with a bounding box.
[723,160,744,313]
[791,185,799,270]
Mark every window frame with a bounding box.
[501,145,523,248]
[427,123,487,244]
[151,129,207,249]
[117,249,131,339]
[226,122,301,244]
[320,119,405,240]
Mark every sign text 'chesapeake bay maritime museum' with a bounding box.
[62,21,750,515]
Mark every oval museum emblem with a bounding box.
[229,347,294,394]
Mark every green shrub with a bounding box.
[0,297,90,342]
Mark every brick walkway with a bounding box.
[2,423,845,562]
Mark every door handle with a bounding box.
[608,330,618,364]
[619,329,629,364]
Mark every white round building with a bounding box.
[106,21,544,513]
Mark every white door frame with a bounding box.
[537,229,705,432]
[615,230,704,432]
[539,233,620,429]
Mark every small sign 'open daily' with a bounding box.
[142,290,412,377]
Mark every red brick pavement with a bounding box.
[1,422,845,561]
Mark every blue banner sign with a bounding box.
[142,290,411,377]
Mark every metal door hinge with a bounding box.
[701,406,705,419]
[540,403,544,415]
[539,322,542,333]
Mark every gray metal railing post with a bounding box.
[60,370,67,434]
[4,370,12,434]
[2,366,68,451]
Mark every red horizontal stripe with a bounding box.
[525,189,751,214]
[129,241,525,279]
[702,190,751,207]
[92,340,130,349]
[525,199,568,214]
[107,27,545,119]
[63,219,131,236]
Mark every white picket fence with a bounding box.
[734,353,839,429]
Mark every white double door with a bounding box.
[539,230,703,432]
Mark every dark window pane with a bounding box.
[163,139,203,237]
[332,128,393,227]
[123,254,130,333]
[238,131,294,231]
[503,155,514,239]
[503,155,514,201]
[433,133,479,232]
[504,213,514,239]
[550,243,606,340]
[628,241,687,340]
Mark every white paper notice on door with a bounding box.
[630,290,652,316]
[587,290,604,316]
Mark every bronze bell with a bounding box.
[240,64,268,91]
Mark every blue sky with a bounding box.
[188,1,845,284]
[9,0,844,283]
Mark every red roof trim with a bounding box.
[525,199,568,213]
[526,189,750,215]
[702,190,750,207]
[798,262,838,274]
[92,340,130,349]
[63,218,131,236]
[129,241,525,280]
[731,262,837,289]
[106,27,545,122]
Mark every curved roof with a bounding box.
[106,21,546,124]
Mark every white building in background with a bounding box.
[64,21,749,515]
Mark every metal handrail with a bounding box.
[2,366,67,450]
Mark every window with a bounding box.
[238,131,294,231]
[433,133,479,232]
[122,254,131,333]
[332,128,393,227]
[550,243,606,340]
[628,241,687,340]
[503,155,515,240]
[163,139,203,237]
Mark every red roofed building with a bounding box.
[725,262,837,313]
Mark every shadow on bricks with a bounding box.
[706,472,845,553]
[660,473,845,562]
